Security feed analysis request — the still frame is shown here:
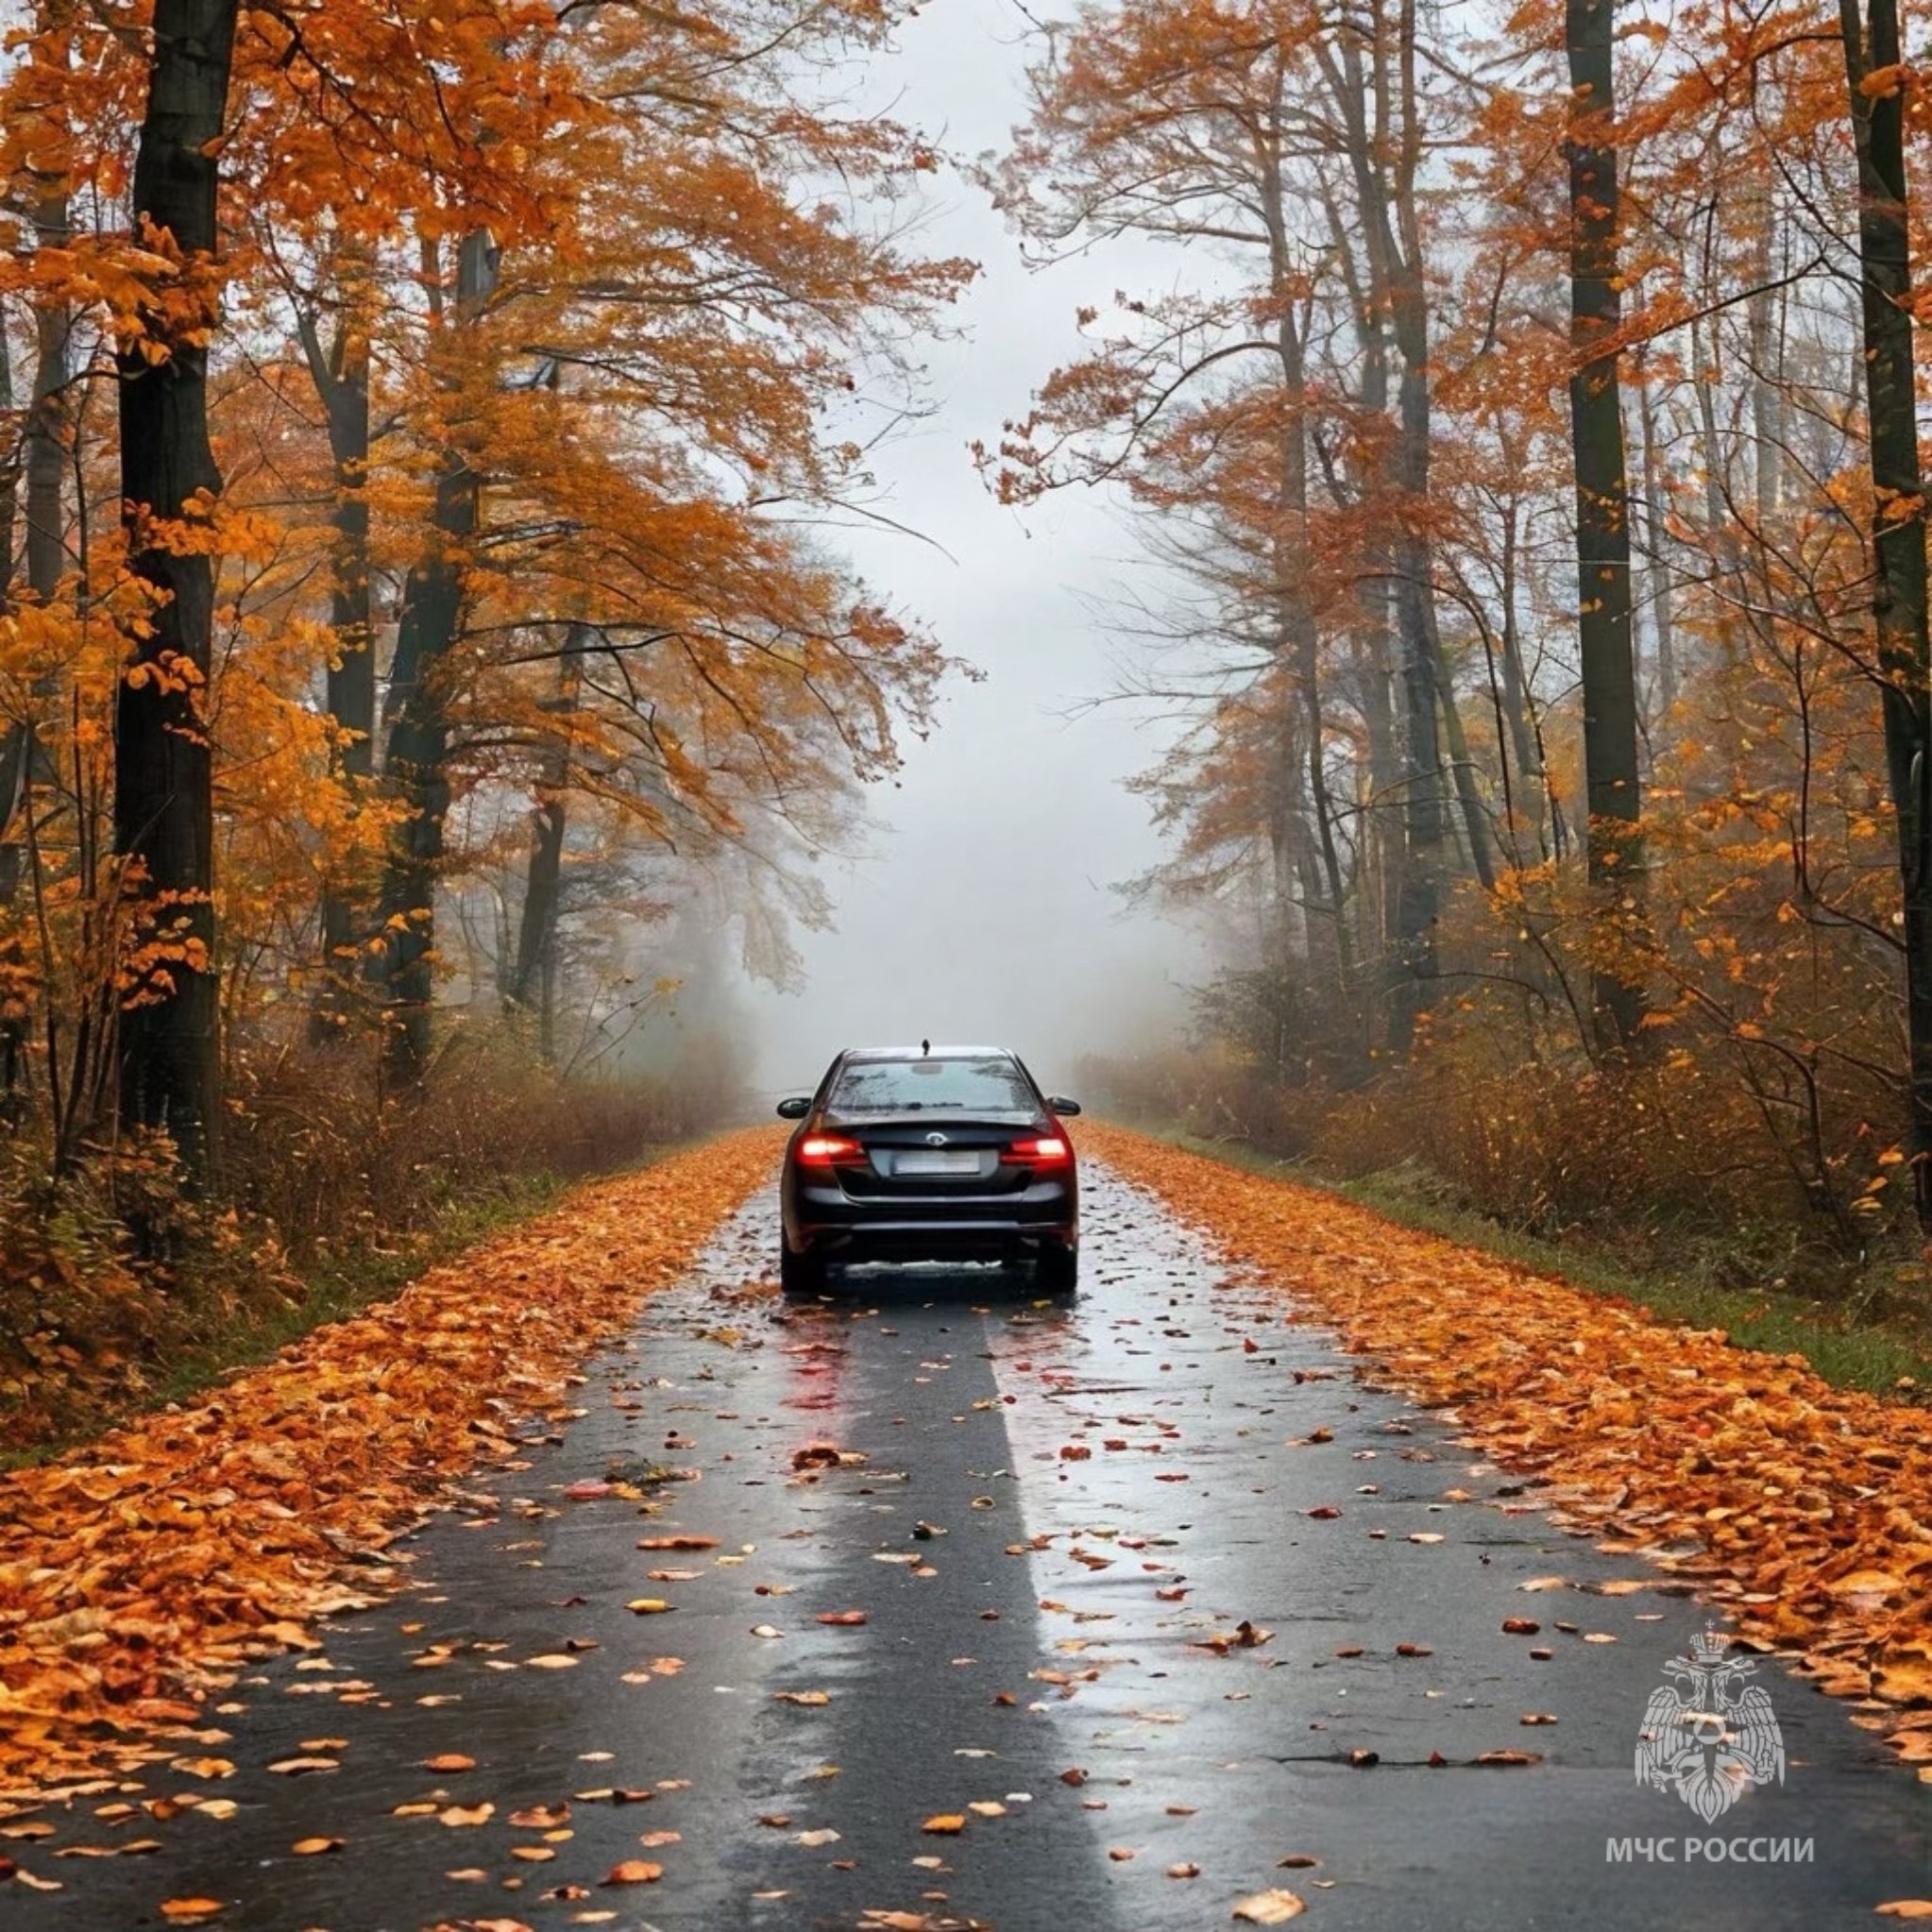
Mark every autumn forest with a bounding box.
[0,0,977,1428]
[1,0,1930,1440]
[1017,0,1932,1295]
[8,2,1932,1917]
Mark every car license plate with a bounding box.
[893,1150,979,1177]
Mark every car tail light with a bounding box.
[1001,1135,1070,1166]
[797,1133,867,1165]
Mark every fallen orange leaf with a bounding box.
[602,1859,665,1885]
[1232,1890,1306,1924]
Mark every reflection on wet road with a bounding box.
[5,1162,1926,1929]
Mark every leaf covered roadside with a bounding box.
[1084,1124,1932,1762]
[0,1128,780,1799]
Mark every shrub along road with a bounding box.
[0,1133,1926,1927]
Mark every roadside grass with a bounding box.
[0,1155,679,1474]
[149,1172,578,1406]
[1120,1122,1932,1401]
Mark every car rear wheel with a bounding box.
[1037,1241,1078,1294]
[780,1242,826,1296]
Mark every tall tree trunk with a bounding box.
[374,501,464,1087]
[1385,223,1449,1018]
[1495,496,1550,855]
[1329,219,1404,1016]
[1315,190,1402,992]
[2,192,76,1120]
[1565,0,1646,1054]
[1322,20,1451,1043]
[1437,674,1496,892]
[0,318,15,597]
[1264,677,1310,967]
[113,0,238,1179]
[0,190,75,1127]
[0,313,21,1111]
[1744,168,1784,535]
[1358,622,1400,962]
[1,188,74,1113]
[374,229,498,1089]
[1327,0,1492,1032]
[1392,513,1446,998]
[1258,163,1352,990]
[509,628,584,1063]
[297,263,375,1039]
[1297,626,1352,985]
[24,191,70,611]
[1389,0,1490,904]
[1692,314,1731,540]
[1635,372,1677,722]
[1838,0,1932,1231]
[512,786,567,1061]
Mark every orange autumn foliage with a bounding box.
[993,0,1932,1256]
[0,0,973,1207]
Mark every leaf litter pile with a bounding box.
[0,1128,780,1798]
[1087,1123,1932,1768]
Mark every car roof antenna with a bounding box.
[921,1038,930,1056]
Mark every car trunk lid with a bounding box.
[825,1115,1042,1195]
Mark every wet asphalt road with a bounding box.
[5,1160,1929,1930]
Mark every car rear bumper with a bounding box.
[805,1217,1076,1261]
[786,1179,1076,1261]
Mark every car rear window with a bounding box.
[827,1057,1036,1116]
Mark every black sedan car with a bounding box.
[776,1044,1080,1294]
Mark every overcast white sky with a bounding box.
[744,0,1211,1102]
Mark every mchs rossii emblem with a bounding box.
[1635,1630,1786,1822]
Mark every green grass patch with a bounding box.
[1127,1122,1932,1402]
[145,1171,580,1409]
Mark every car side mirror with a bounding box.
[776,1096,811,1120]
[1046,1096,1082,1116]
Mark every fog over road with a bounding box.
[10,1164,1924,1931]
[735,0,1216,1088]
